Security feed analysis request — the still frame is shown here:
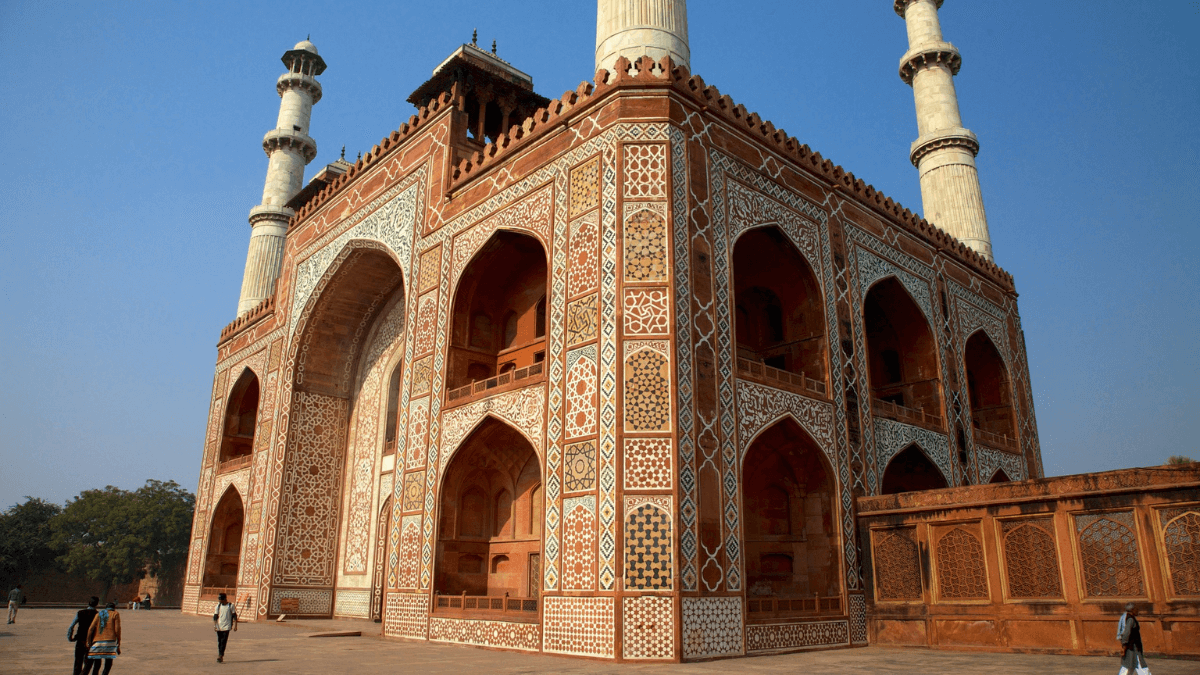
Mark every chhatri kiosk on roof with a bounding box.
[186,0,1193,663]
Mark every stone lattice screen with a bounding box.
[857,467,1200,657]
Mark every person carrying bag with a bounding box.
[1118,602,1151,675]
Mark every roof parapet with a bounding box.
[290,54,1013,290]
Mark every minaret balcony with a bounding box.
[248,204,295,226]
[276,72,322,103]
[894,0,944,17]
[262,128,317,163]
[909,127,979,166]
[898,41,961,84]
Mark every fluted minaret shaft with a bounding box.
[896,0,993,261]
[237,40,325,316]
[596,0,689,73]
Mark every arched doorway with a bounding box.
[220,369,259,465]
[733,228,827,392]
[277,245,405,614]
[436,418,542,611]
[881,444,949,494]
[742,419,840,616]
[203,488,244,595]
[447,232,547,394]
[964,331,1018,450]
[864,278,943,429]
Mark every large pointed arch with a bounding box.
[864,276,944,430]
[202,486,245,595]
[446,230,548,393]
[732,226,829,391]
[434,417,543,607]
[741,418,842,613]
[964,330,1019,451]
[220,368,260,465]
[273,241,407,606]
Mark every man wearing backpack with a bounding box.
[212,593,238,663]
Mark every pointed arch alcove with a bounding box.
[864,277,944,430]
[219,369,260,467]
[277,243,406,613]
[733,227,828,395]
[742,418,841,618]
[881,444,950,495]
[964,331,1019,452]
[203,487,245,596]
[447,231,548,398]
[435,417,542,614]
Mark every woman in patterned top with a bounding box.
[85,602,121,673]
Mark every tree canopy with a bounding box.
[0,497,62,589]
[50,480,194,599]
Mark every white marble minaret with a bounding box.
[237,40,326,315]
[596,0,689,74]
[896,0,994,261]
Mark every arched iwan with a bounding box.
[203,486,245,594]
[741,418,841,606]
[435,417,543,604]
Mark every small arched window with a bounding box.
[535,296,547,339]
[503,312,519,349]
[470,313,493,349]
[384,364,402,444]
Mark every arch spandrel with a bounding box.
[448,185,553,295]
[438,387,547,479]
[290,243,406,400]
[857,248,936,327]
[736,379,838,470]
[288,177,423,336]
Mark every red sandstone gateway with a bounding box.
[184,0,1198,663]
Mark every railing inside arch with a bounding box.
[433,592,538,615]
[972,426,1019,452]
[216,455,253,474]
[736,357,827,397]
[445,362,545,405]
[746,595,843,618]
[199,586,237,600]
[871,397,944,429]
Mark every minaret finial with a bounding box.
[596,0,690,73]
[896,0,994,260]
[340,145,345,160]
[472,29,477,46]
[492,40,497,55]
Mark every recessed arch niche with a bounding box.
[447,231,548,391]
[435,417,542,599]
[733,227,828,386]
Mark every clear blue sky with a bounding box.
[1,1,1197,507]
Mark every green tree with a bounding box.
[1168,455,1195,465]
[0,497,63,588]
[51,480,194,601]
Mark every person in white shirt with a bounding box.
[212,593,238,663]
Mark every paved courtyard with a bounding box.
[1,608,1194,674]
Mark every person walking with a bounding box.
[85,602,121,674]
[1118,602,1152,675]
[7,584,23,624]
[213,592,238,663]
[68,597,100,675]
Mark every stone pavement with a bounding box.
[1,609,1195,674]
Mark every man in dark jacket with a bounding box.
[1119,602,1149,674]
[67,596,100,675]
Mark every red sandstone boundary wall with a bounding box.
[857,465,1200,657]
